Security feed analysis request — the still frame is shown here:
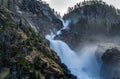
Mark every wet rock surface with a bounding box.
[95,43,120,79]
[101,48,120,79]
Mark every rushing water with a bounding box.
[46,19,101,79]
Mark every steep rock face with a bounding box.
[101,48,120,79]
[95,43,120,79]
[0,0,63,37]
[18,0,63,37]
[0,8,76,79]
[56,1,120,49]
[63,1,120,36]
[95,43,120,61]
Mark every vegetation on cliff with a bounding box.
[56,0,120,49]
[0,8,76,79]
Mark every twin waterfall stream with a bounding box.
[46,19,101,79]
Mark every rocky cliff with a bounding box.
[1,0,63,37]
[55,0,120,49]
[95,43,120,79]
[0,1,76,79]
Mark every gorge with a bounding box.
[0,0,120,79]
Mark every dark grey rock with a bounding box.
[95,43,120,79]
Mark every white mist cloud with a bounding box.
[42,0,120,16]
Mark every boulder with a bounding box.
[95,43,120,61]
[95,43,120,79]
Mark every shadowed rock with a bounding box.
[95,43,120,79]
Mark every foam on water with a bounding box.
[46,19,101,79]
[56,19,70,35]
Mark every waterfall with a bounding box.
[56,19,70,35]
[46,19,101,79]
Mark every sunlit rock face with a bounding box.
[95,43,120,79]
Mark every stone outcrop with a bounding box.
[95,43,120,79]
[100,48,120,79]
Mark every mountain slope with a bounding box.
[2,0,63,37]
[56,0,120,49]
[0,7,76,79]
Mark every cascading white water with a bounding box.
[46,19,101,79]
[56,19,70,35]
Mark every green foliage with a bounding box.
[18,21,44,52]
[0,8,62,79]
[34,56,41,69]
[22,39,34,51]
[67,0,111,14]
[110,23,120,35]
[1,0,8,8]
[18,54,26,65]
[0,25,5,32]
[19,19,23,27]
[44,47,51,57]
[18,54,41,79]
[19,23,43,43]
[22,39,31,46]
[34,55,48,70]
[32,69,40,79]
[29,46,34,51]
